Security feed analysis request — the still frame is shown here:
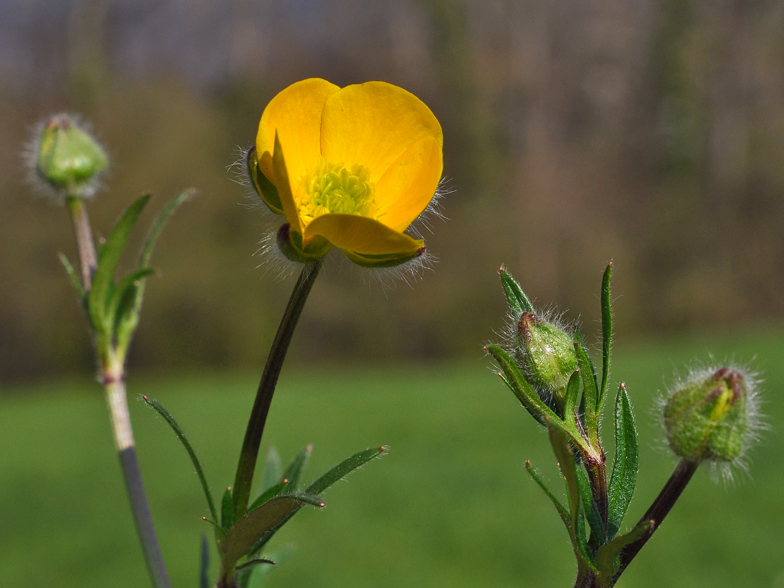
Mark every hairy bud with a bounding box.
[515,312,577,402]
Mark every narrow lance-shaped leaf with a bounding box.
[599,262,613,408]
[143,396,218,522]
[562,370,582,431]
[307,446,387,495]
[88,193,151,336]
[525,460,570,524]
[260,448,282,494]
[248,481,287,512]
[220,494,324,570]
[199,534,210,588]
[497,372,547,426]
[607,383,638,539]
[109,267,155,331]
[574,328,599,440]
[548,420,596,571]
[58,252,86,301]
[282,444,313,492]
[221,487,235,531]
[139,189,193,268]
[576,465,607,547]
[499,267,534,315]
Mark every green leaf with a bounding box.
[143,396,218,522]
[236,558,276,572]
[607,384,638,539]
[486,344,561,427]
[594,520,654,584]
[574,328,599,412]
[242,544,294,588]
[248,481,287,513]
[57,252,86,302]
[562,370,582,430]
[525,460,570,523]
[499,266,534,316]
[576,466,607,546]
[306,446,387,495]
[199,534,210,588]
[88,194,150,336]
[260,448,282,494]
[109,267,155,330]
[139,188,193,268]
[599,262,613,408]
[221,487,235,531]
[220,494,323,570]
[497,372,546,426]
[281,445,312,493]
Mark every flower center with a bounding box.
[299,159,376,226]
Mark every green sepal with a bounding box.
[221,487,235,531]
[199,534,210,588]
[576,466,607,547]
[219,494,324,571]
[607,384,638,539]
[594,520,654,585]
[88,193,151,337]
[259,448,282,495]
[248,481,287,513]
[281,444,313,493]
[246,146,284,215]
[57,252,86,303]
[306,446,387,495]
[343,245,425,268]
[599,262,613,409]
[277,224,331,263]
[142,396,218,522]
[499,266,534,315]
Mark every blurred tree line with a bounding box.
[1,0,783,382]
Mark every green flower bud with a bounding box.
[34,114,108,199]
[515,312,577,401]
[664,368,749,463]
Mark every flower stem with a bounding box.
[611,458,699,584]
[232,260,324,520]
[105,369,172,588]
[66,196,98,291]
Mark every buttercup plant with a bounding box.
[28,79,445,588]
[486,264,763,587]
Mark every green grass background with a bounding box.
[1,327,782,587]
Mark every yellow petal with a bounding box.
[374,135,443,232]
[320,82,443,185]
[271,133,304,235]
[304,213,424,256]
[256,78,340,185]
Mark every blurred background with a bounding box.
[1,0,783,586]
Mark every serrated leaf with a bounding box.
[260,448,282,494]
[607,384,638,539]
[58,252,86,302]
[199,534,210,588]
[499,267,534,315]
[222,487,235,531]
[143,396,218,522]
[248,481,287,513]
[220,495,323,570]
[599,262,613,408]
[576,466,607,546]
[281,445,312,493]
[594,520,654,584]
[306,446,387,495]
[88,194,150,336]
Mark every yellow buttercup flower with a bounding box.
[249,78,444,267]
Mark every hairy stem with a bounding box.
[105,370,172,588]
[66,196,98,291]
[232,260,323,520]
[612,458,699,584]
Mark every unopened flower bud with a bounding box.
[664,367,749,463]
[516,312,577,400]
[33,114,107,200]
